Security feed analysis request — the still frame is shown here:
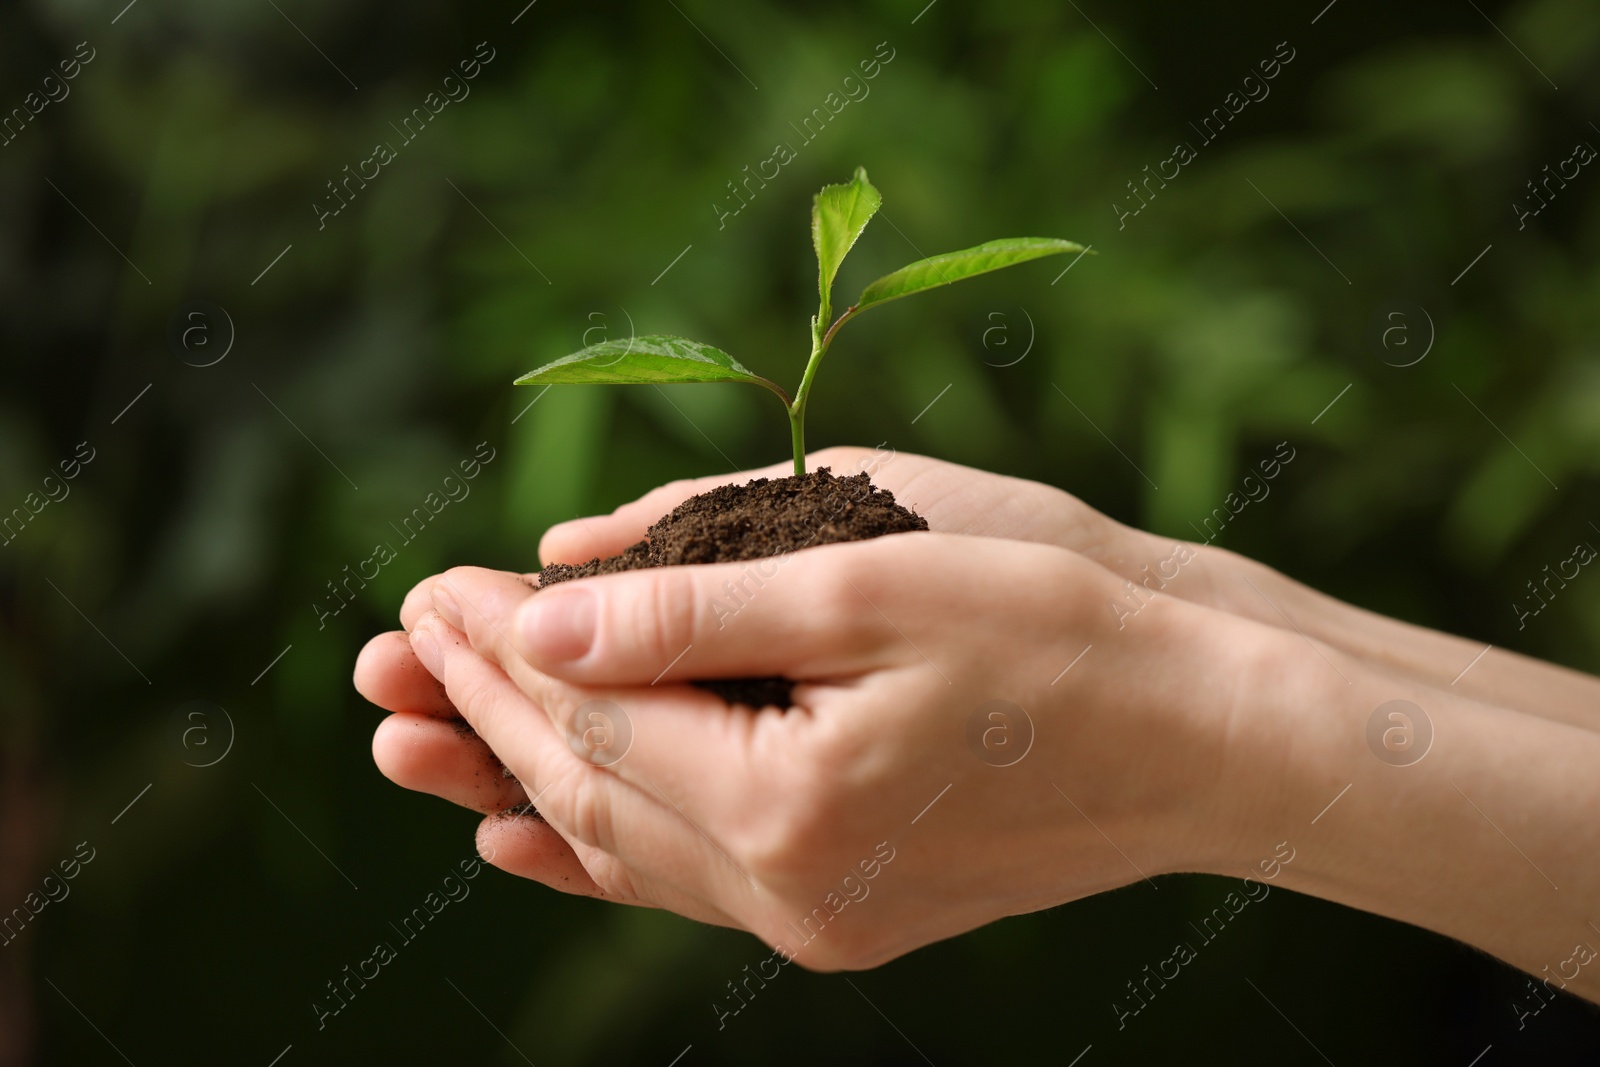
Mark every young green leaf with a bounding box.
[515,334,790,403]
[508,169,1090,479]
[852,237,1089,315]
[811,166,882,320]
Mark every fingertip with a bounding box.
[475,808,607,897]
[409,611,460,678]
[355,629,454,716]
[538,520,591,567]
[353,631,393,697]
[400,577,436,631]
[371,712,526,814]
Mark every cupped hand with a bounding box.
[349,441,1469,922]
[525,447,1337,671]
[397,535,1277,968]
[534,445,1125,569]
[528,446,1593,724]
[384,445,1405,665]
[354,451,1600,994]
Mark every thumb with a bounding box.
[506,538,919,687]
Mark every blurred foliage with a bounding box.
[2,0,1599,1062]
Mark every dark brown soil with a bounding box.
[535,467,926,709]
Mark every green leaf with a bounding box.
[514,334,789,403]
[812,166,882,319]
[853,237,1090,314]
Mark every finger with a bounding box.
[355,631,455,716]
[475,807,607,897]
[475,808,743,928]
[538,447,883,565]
[435,537,916,688]
[487,659,801,838]
[423,568,784,820]
[401,571,538,632]
[371,712,526,813]
[428,567,539,670]
[400,580,435,631]
[368,711,738,924]
[409,612,761,915]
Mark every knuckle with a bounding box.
[531,763,609,850]
[581,853,642,901]
[798,551,879,637]
[443,659,500,721]
[437,566,483,604]
[626,568,703,665]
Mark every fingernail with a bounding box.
[432,583,464,630]
[410,626,443,676]
[518,589,595,662]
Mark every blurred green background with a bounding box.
[3,0,1599,1062]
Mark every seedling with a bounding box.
[515,167,1089,476]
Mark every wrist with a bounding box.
[1224,626,1600,1000]
[1084,594,1301,881]
[1149,606,1368,882]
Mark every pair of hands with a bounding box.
[353,446,1600,982]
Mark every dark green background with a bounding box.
[3,0,1598,1062]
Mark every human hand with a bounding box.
[357,454,1600,996]
[534,445,1126,568]
[361,445,1205,814]
[533,446,1600,728]
[499,443,1308,672]
[379,445,1502,702]
[357,437,1595,898]
[393,534,1276,967]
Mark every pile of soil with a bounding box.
[535,467,927,708]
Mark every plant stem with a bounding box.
[821,305,857,350]
[788,400,808,476]
[788,321,825,476]
[788,306,862,476]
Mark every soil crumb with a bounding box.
[498,800,545,822]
